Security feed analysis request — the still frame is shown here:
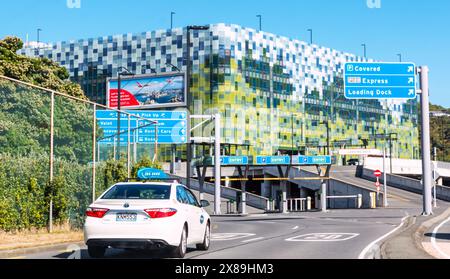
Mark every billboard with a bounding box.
[107,72,186,109]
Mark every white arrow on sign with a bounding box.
[408,78,414,84]
[408,89,415,96]
[408,66,414,73]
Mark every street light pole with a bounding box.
[257,15,262,31]
[171,12,175,29]
[398,53,402,62]
[307,29,313,44]
[361,44,367,59]
[37,28,42,45]
[116,67,134,161]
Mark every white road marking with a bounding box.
[242,237,264,243]
[286,233,359,242]
[257,221,277,224]
[292,226,299,230]
[358,216,408,259]
[431,217,450,259]
[211,233,255,241]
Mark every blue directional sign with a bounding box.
[96,110,188,144]
[344,62,416,99]
[220,156,249,165]
[292,155,332,165]
[256,156,291,165]
[137,168,169,180]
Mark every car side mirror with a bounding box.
[200,200,210,208]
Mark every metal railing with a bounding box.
[0,75,160,232]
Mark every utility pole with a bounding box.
[419,66,433,216]
[383,100,389,207]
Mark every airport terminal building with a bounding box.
[20,23,420,160]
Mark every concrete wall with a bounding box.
[361,168,450,202]
[364,157,450,177]
[264,167,382,209]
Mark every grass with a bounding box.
[0,225,83,251]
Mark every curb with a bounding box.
[0,241,84,259]
[414,207,450,258]
[380,207,450,259]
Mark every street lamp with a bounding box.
[307,29,313,44]
[37,28,42,45]
[397,53,402,62]
[256,15,262,31]
[361,44,367,59]
[171,12,176,29]
[116,66,134,160]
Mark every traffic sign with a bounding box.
[374,170,382,178]
[220,156,249,166]
[292,155,332,165]
[96,110,188,144]
[256,156,291,165]
[344,62,416,99]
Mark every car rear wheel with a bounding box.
[88,246,106,258]
[171,226,187,258]
[196,223,211,251]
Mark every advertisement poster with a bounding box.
[107,73,186,109]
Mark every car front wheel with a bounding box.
[196,223,211,251]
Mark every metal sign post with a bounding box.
[419,66,433,216]
[214,113,222,215]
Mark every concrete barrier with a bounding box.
[360,168,450,202]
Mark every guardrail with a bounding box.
[287,198,312,212]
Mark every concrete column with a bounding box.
[281,181,288,213]
[261,179,271,198]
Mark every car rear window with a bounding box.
[101,184,171,200]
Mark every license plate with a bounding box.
[116,213,137,222]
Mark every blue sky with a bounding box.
[1,0,449,107]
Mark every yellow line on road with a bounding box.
[7,256,25,259]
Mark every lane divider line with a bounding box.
[358,216,409,259]
[241,237,264,243]
[292,226,299,230]
[431,217,450,259]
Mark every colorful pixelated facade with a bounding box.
[20,23,420,159]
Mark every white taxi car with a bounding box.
[83,181,211,258]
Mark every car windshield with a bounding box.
[101,184,171,200]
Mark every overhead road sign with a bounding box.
[344,62,416,99]
[96,110,188,144]
[338,149,382,156]
[292,156,332,165]
[220,156,249,166]
[256,156,291,165]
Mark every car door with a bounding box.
[176,186,197,244]
[184,188,205,243]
